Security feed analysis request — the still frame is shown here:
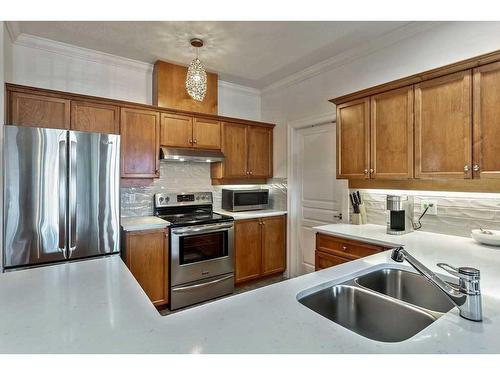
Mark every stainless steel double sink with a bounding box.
[297,268,455,342]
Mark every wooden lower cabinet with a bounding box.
[122,228,169,306]
[315,251,351,271]
[315,232,389,271]
[235,215,286,284]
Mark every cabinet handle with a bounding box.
[473,164,480,172]
[369,168,374,174]
[249,171,253,175]
[193,139,198,144]
[464,165,470,172]
[364,169,368,175]
[342,245,347,251]
[189,139,193,144]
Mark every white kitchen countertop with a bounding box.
[215,209,287,220]
[1,224,500,353]
[121,216,170,231]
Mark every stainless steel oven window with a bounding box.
[179,231,228,264]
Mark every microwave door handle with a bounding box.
[58,136,67,258]
[68,133,77,257]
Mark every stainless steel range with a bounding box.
[154,192,234,310]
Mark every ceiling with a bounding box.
[13,21,413,88]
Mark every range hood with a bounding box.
[160,147,224,163]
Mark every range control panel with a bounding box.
[154,192,213,207]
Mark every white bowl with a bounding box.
[471,229,500,246]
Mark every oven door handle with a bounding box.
[171,223,233,235]
[172,275,234,292]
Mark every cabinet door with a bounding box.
[473,62,500,179]
[121,107,160,178]
[221,122,248,178]
[415,70,472,179]
[123,229,169,306]
[336,98,370,179]
[10,91,70,129]
[370,86,414,179]
[235,219,262,283]
[193,117,221,150]
[247,126,273,178]
[261,216,286,276]
[315,251,351,271]
[160,113,193,148]
[71,101,120,134]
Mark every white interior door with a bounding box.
[297,123,348,274]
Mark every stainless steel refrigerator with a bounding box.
[3,125,120,270]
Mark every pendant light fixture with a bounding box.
[186,38,207,102]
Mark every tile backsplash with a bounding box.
[121,162,287,217]
[356,189,500,237]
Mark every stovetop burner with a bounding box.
[153,192,233,227]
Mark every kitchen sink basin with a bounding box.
[297,267,456,342]
[298,284,437,342]
[355,268,454,313]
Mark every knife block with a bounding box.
[351,213,362,225]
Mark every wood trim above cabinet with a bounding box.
[6,83,275,129]
[330,48,500,105]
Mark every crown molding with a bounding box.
[218,80,261,96]
[5,21,21,42]
[261,21,446,95]
[13,33,153,74]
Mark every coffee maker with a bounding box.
[386,195,414,235]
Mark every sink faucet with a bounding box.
[391,247,482,321]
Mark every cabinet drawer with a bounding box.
[315,251,351,271]
[316,233,387,259]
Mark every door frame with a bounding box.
[286,110,344,278]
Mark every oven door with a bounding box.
[170,222,234,286]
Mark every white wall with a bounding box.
[262,21,500,178]
[7,33,261,120]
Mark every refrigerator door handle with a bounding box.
[68,133,77,257]
[58,136,68,258]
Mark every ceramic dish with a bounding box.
[471,229,500,246]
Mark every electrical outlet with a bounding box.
[421,200,437,215]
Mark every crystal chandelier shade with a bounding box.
[185,57,207,102]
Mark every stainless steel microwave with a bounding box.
[222,189,269,212]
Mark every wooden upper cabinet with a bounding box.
[71,101,120,134]
[336,98,370,179]
[120,107,160,178]
[10,92,70,129]
[370,86,414,179]
[415,70,472,179]
[473,62,500,179]
[235,219,262,283]
[220,122,248,178]
[261,216,286,276]
[247,126,272,178]
[193,117,221,150]
[160,113,193,148]
[122,229,169,306]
